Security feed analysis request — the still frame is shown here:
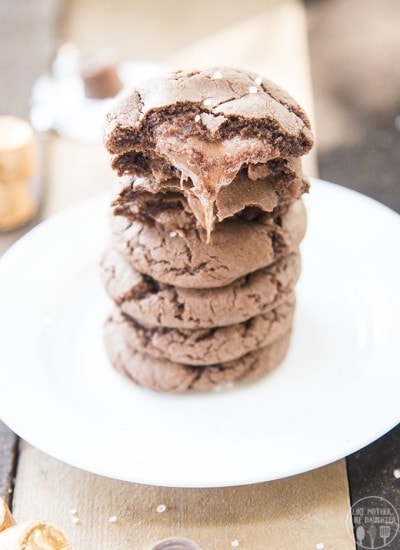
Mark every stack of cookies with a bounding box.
[101,68,313,392]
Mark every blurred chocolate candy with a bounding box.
[80,49,123,99]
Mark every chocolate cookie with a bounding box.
[113,158,309,229]
[101,248,301,329]
[104,67,313,177]
[104,318,291,392]
[110,197,306,289]
[108,294,294,366]
[104,67,313,234]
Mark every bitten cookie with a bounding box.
[114,159,309,226]
[101,248,301,329]
[104,67,313,180]
[104,67,313,233]
[104,318,292,393]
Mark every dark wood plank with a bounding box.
[0,0,62,505]
[0,424,17,503]
[347,427,400,550]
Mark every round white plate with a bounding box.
[0,179,399,487]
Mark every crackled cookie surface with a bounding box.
[107,295,294,366]
[101,248,301,329]
[110,192,306,289]
[104,318,291,393]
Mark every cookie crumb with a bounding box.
[169,231,178,238]
[248,86,258,94]
[315,544,324,550]
[254,76,263,85]
[231,540,239,547]
[194,114,201,122]
[212,70,223,79]
[202,98,212,106]
[393,468,400,479]
[108,515,117,523]
[156,504,167,513]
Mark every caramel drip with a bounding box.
[155,128,280,237]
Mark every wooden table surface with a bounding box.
[0,1,399,548]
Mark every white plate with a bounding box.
[0,179,399,488]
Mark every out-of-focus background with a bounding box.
[0,0,399,210]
